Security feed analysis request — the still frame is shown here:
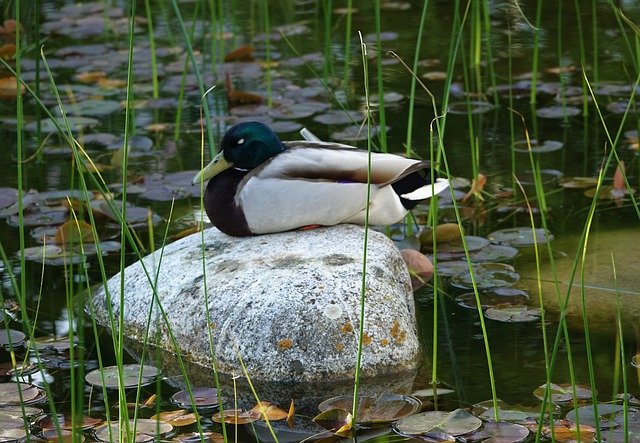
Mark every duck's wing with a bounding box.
[272,142,429,185]
[235,144,432,234]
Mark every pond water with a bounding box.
[0,0,639,441]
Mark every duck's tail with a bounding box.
[392,172,449,209]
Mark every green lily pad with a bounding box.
[0,330,25,350]
[395,408,482,437]
[513,139,564,153]
[485,305,540,323]
[565,403,626,429]
[533,383,594,404]
[448,100,496,115]
[65,99,121,117]
[450,263,520,290]
[536,105,581,118]
[318,393,421,425]
[470,244,519,262]
[488,227,553,247]
[171,387,221,409]
[94,419,173,442]
[559,176,600,189]
[25,117,99,133]
[455,288,530,310]
[85,364,159,389]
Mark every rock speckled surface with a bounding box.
[90,225,420,383]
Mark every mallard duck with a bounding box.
[191,121,449,236]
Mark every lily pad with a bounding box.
[434,260,470,278]
[516,169,563,185]
[0,188,17,210]
[34,413,102,431]
[536,105,581,118]
[485,305,540,323]
[0,383,43,405]
[0,330,25,350]
[455,288,530,310]
[171,387,221,409]
[533,383,594,404]
[65,99,121,117]
[559,176,599,189]
[565,403,627,429]
[313,109,359,125]
[318,393,421,425]
[94,419,173,442]
[211,409,260,425]
[25,116,99,133]
[448,101,496,115]
[85,364,159,389]
[450,263,520,290]
[488,227,553,247]
[470,244,519,262]
[513,139,564,153]
[395,408,482,437]
[470,421,530,442]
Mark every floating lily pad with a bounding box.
[485,305,540,322]
[28,335,78,354]
[450,263,520,290]
[470,421,530,442]
[332,125,387,142]
[488,227,553,247]
[85,364,159,389]
[395,408,482,437]
[0,383,43,405]
[565,403,626,429]
[211,409,260,424]
[559,176,599,189]
[0,188,17,210]
[171,387,221,410]
[0,330,25,350]
[151,410,197,427]
[411,388,455,399]
[25,117,99,133]
[584,185,634,200]
[35,413,102,431]
[448,101,496,115]
[313,110,359,125]
[269,120,302,133]
[513,139,564,153]
[269,102,328,120]
[533,383,594,404]
[7,206,68,228]
[318,393,421,425]
[516,169,563,185]
[65,99,121,117]
[536,105,581,118]
[313,408,352,435]
[436,236,490,254]
[455,288,530,310]
[434,260,469,278]
[94,419,173,442]
[470,244,519,262]
[171,431,225,442]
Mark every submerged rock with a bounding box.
[90,225,420,388]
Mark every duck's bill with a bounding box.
[191,151,233,185]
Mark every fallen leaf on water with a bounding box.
[224,45,254,62]
[287,399,295,428]
[54,220,94,245]
[151,410,198,427]
[0,76,23,99]
[251,402,289,420]
[0,43,16,59]
[613,161,625,190]
[462,173,486,203]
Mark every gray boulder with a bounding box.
[89,225,420,389]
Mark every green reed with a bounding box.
[351,31,374,427]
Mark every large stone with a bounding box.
[89,225,420,391]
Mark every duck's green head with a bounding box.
[192,122,286,185]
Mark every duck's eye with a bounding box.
[237,138,245,145]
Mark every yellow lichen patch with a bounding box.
[335,343,344,351]
[277,338,293,349]
[380,338,390,347]
[340,322,353,333]
[362,334,373,345]
[390,320,406,344]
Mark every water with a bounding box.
[0,0,639,440]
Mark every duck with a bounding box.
[191,121,449,236]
